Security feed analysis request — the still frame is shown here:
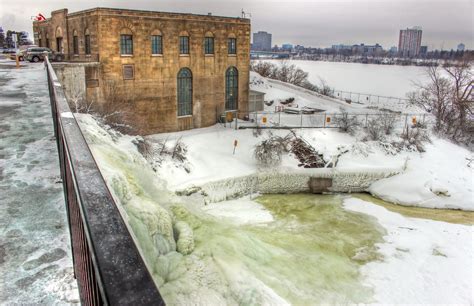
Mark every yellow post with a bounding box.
[15,55,19,68]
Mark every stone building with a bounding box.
[33,8,251,134]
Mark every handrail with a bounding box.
[44,56,165,305]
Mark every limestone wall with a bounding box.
[34,8,251,135]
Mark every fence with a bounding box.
[222,110,432,133]
[45,57,164,305]
[329,89,409,109]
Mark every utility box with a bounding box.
[249,90,265,112]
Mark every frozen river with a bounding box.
[267,60,430,98]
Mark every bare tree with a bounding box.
[250,60,313,88]
[408,62,473,143]
[250,61,276,78]
[101,80,138,133]
[316,77,334,97]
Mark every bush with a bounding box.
[380,115,397,135]
[398,125,431,152]
[335,109,359,135]
[365,118,385,141]
[254,135,291,167]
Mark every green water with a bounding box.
[150,194,386,305]
[354,193,474,225]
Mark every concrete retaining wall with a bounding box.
[183,168,401,203]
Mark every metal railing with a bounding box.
[223,110,431,132]
[45,57,164,305]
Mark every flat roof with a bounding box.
[66,7,250,23]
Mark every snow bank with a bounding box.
[368,138,474,210]
[344,197,473,304]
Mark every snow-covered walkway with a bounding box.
[0,58,78,303]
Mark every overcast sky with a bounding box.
[0,0,472,50]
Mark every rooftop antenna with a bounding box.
[241,9,251,18]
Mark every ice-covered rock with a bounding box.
[174,221,194,255]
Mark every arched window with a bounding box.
[177,68,192,116]
[225,67,238,110]
[72,30,79,55]
[179,31,189,54]
[55,27,63,53]
[204,31,214,55]
[228,33,236,55]
[151,29,162,55]
[84,29,91,55]
[120,28,133,55]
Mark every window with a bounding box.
[73,35,79,55]
[151,35,162,55]
[225,67,238,110]
[123,65,134,80]
[228,38,236,54]
[120,34,133,55]
[56,37,63,52]
[204,37,214,54]
[179,36,189,54]
[85,35,91,54]
[177,68,192,116]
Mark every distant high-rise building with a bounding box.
[282,43,293,51]
[0,27,4,48]
[420,45,428,55]
[252,31,272,51]
[398,26,423,57]
[389,46,398,53]
[457,43,465,51]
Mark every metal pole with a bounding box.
[365,114,368,128]
[300,111,303,128]
[323,113,327,128]
[235,111,238,130]
[279,111,281,127]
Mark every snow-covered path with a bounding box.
[0,59,78,303]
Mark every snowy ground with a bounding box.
[0,58,78,303]
[344,198,473,304]
[147,123,473,211]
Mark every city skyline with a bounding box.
[0,0,472,50]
